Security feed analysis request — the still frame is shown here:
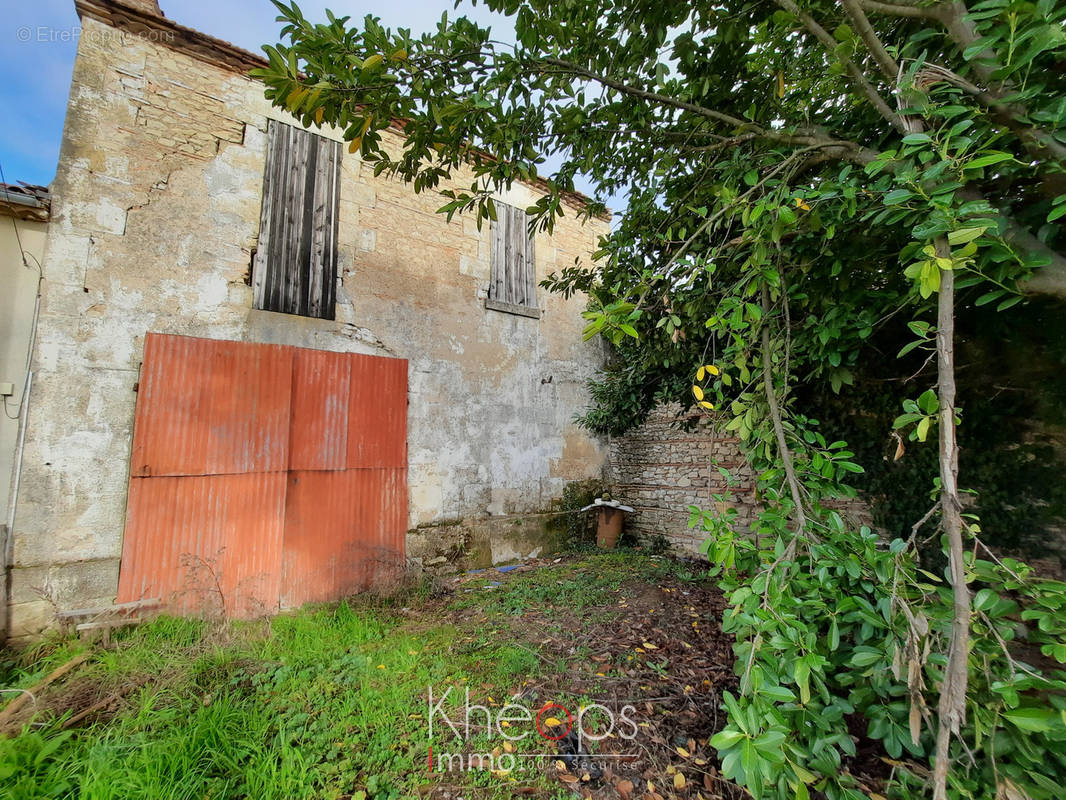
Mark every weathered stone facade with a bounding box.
[5,3,609,638]
[607,405,759,553]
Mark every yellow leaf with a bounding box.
[676,746,691,758]
[692,385,705,401]
[555,760,568,772]
[544,717,562,727]
[376,664,385,670]
[699,400,714,410]
[648,780,655,792]
[361,53,384,70]
[349,137,363,154]
[314,107,324,125]
[674,772,686,790]
[500,720,511,728]
[697,366,706,381]
[390,48,408,61]
[704,364,720,375]
[642,642,658,650]
[777,70,785,98]
[503,741,514,753]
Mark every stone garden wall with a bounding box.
[607,405,759,554]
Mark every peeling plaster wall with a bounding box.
[6,17,608,638]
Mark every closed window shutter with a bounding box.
[253,119,342,320]
[490,203,537,308]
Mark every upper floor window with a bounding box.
[252,119,341,320]
[486,202,539,318]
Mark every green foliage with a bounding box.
[251,0,1066,797]
[547,479,603,549]
[808,298,1066,564]
[0,604,508,800]
[694,494,1066,800]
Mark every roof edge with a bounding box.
[73,0,609,221]
[0,184,50,222]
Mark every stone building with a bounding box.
[2,0,612,639]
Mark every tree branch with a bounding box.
[774,0,907,133]
[932,238,971,800]
[537,59,881,167]
[761,283,808,545]
[929,2,1066,165]
[859,0,941,18]
[539,58,752,131]
[839,0,902,83]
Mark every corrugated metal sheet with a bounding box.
[289,348,350,471]
[348,354,408,468]
[117,473,286,617]
[117,333,408,618]
[280,467,406,608]
[130,334,293,477]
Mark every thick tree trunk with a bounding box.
[931,242,971,800]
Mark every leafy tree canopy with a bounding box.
[254,0,1064,431]
[254,2,1066,798]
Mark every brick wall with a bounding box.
[607,405,879,553]
[607,405,759,553]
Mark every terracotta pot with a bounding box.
[596,507,624,549]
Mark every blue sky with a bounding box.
[1,0,514,187]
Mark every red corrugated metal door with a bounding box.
[280,350,408,608]
[116,333,407,617]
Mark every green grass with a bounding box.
[0,551,710,800]
[450,550,706,616]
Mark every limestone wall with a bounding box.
[607,406,758,554]
[7,13,608,637]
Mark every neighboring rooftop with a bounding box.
[0,182,50,222]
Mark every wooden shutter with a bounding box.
[253,119,342,320]
[490,203,537,308]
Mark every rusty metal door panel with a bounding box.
[280,466,406,608]
[119,334,408,619]
[288,349,350,471]
[130,334,293,477]
[116,473,286,617]
[347,353,408,468]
